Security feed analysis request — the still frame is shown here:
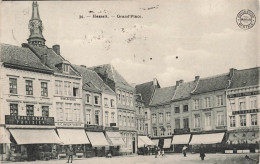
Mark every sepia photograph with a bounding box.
[0,0,259,163]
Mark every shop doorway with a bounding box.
[132,137,135,153]
[27,145,37,161]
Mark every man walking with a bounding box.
[199,144,206,160]
[67,145,74,163]
[182,145,188,157]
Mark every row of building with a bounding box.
[0,1,259,162]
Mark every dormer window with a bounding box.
[63,64,69,73]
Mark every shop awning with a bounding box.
[172,134,191,145]
[0,127,11,144]
[10,129,61,145]
[86,132,109,147]
[138,136,155,147]
[57,129,90,145]
[152,139,159,146]
[105,132,125,146]
[189,133,225,145]
[163,138,172,148]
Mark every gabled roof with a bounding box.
[23,43,80,76]
[90,64,134,92]
[150,86,177,106]
[173,80,197,101]
[1,43,53,74]
[73,64,115,95]
[229,67,260,89]
[136,81,159,107]
[192,73,230,94]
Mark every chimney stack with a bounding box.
[52,45,60,55]
[153,78,158,86]
[41,53,47,65]
[229,68,236,77]
[176,81,180,86]
[179,79,184,84]
[80,65,87,68]
[195,76,200,81]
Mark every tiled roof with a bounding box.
[1,43,53,73]
[150,86,176,106]
[136,81,156,107]
[192,73,230,94]
[173,80,197,101]
[24,44,80,76]
[90,64,134,92]
[229,67,260,89]
[73,64,115,95]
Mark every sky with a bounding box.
[1,0,259,87]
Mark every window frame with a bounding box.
[41,82,48,97]
[25,80,33,95]
[9,78,17,94]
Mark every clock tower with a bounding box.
[27,1,46,47]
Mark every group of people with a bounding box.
[182,144,206,160]
[154,147,165,158]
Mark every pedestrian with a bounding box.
[161,149,164,157]
[182,145,188,157]
[154,147,158,158]
[199,144,206,160]
[147,146,150,155]
[158,148,161,156]
[67,145,74,163]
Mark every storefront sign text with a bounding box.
[232,109,259,115]
[5,115,54,125]
[227,91,259,98]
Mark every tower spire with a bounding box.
[27,1,46,47]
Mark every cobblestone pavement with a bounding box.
[2,153,259,164]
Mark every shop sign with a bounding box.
[85,125,103,131]
[232,109,258,115]
[174,128,190,134]
[227,91,259,98]
[60,97,76,101]
[56,122,84,127]
[5,115,54,125]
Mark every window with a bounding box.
[104,98,108,107]
[251,114,257,125]
[175,119,180,129]
[217,112,224,126]
[183,118,189,128]
[110,99,115,108]
[167,126,172,135]
[73,104,80,122]
[152,114,156,123]
[56,102,63,121]
[205,97,211,108]
[160,127,165,136]
[230,116,236,127]
[86,109,91,125]
[127,116,130,127]
[55,81,63,95]
[95,110,100,125]
[94,96,99,105]
[9,78,17,94]
[73,83,80,97]
[10,104,18,116]
[123,115,126,126]
[145,124,148,134]
[117,90,121,103]
[111,112,115,123]
[42,106,49,117]
[183,105,188,112]
[205,113,211,127]
[239,98,246,110]
[64,82,71,96]
[126,93,129,106]
[166,112,171,121]
[119,114,122,126]
[25,80,33,95]
[122,91,125,105]
[41,82,48,97]
[250,97,257,109]
[194,99,199,109]
[217,95,224,106]
[153,127,157,136]
[129,94,133,107]
[63,64,69,73]
[159,113,163,123]
[65,103,72,121]
[0,144,6,154]
[86,94,91,104]
[240,115,246,126]
[194,114,200,128]
[229,99,236,111]
[105,112,109,125]
[26,105,34,116]
[145,112,148,119]
[175,107,180,113]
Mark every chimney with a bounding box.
[131,83,136,88]
[229,68,236,77]
[179,79,184,84]
[176,81,180,86]
[52,45,60,55]
[153,78,158,86]
[41,53,47,65]
[195,76,200,81]
[80,65,87,68]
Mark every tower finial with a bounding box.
[27,1,46,47]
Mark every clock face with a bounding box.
[28,20,42,30]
